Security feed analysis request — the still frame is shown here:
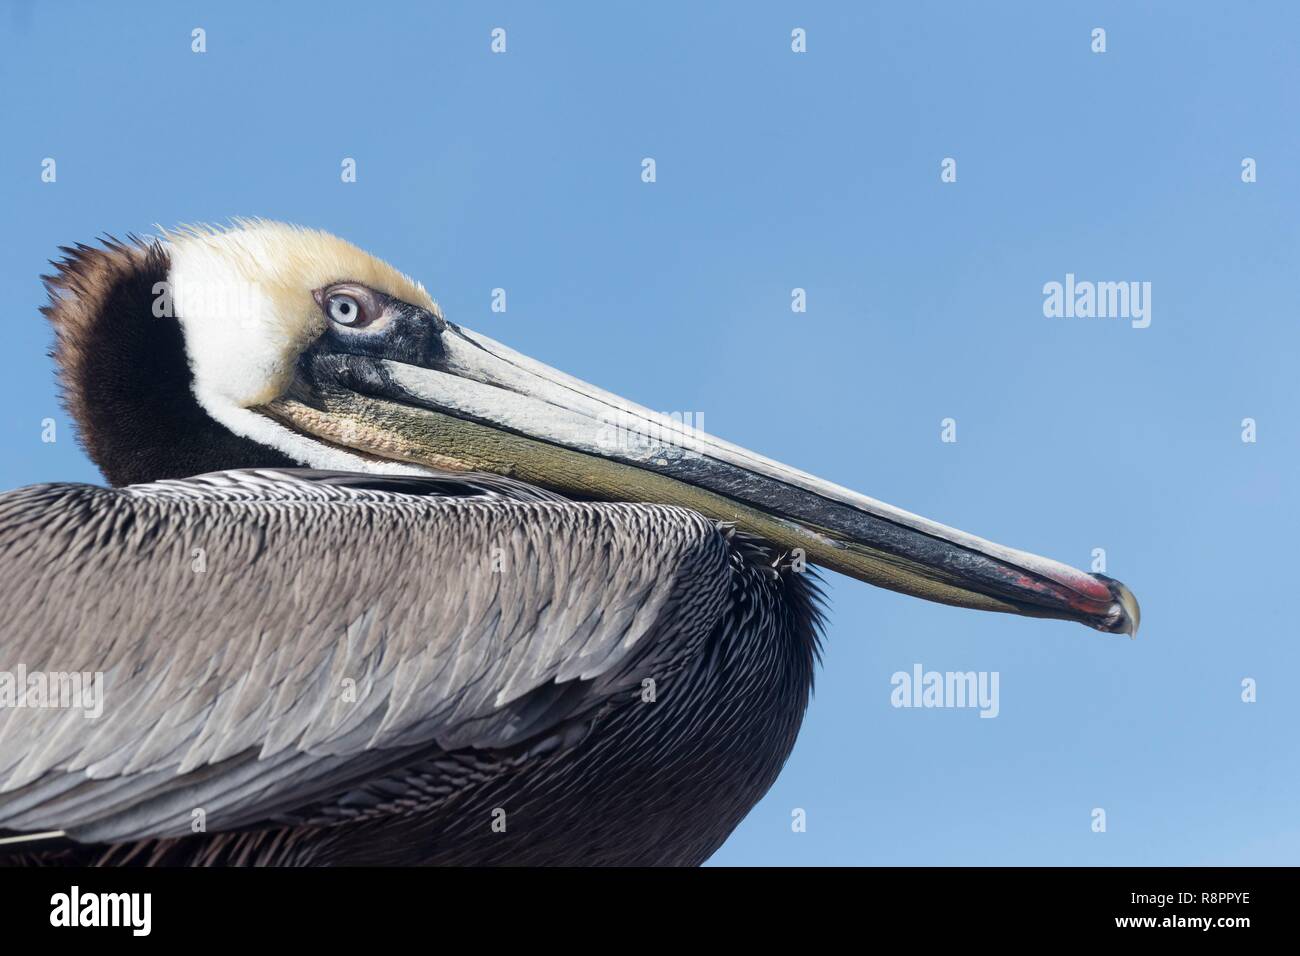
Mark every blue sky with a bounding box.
[1,2,1296,865]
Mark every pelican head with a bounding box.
[43,220,1139,636]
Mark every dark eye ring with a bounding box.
[327,293,363,326]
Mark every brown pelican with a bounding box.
[0,221,1138,866]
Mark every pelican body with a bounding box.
[0,223,1138,866]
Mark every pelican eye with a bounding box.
[327,293,363,326]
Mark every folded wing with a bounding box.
[0,469,730,844]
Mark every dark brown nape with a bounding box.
[40,237,297,487]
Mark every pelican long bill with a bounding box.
[259,291,1138,637]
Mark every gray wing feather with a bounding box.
[0,470,730,842]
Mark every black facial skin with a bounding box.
[310,282,448,369]
[295,283,452,410]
